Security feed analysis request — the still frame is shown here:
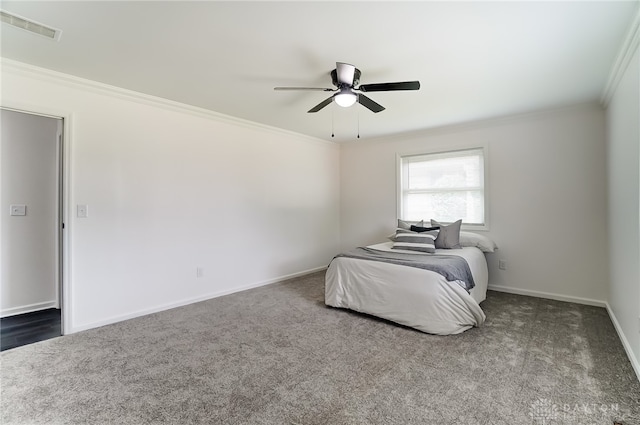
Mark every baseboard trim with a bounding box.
[68,266,327,334]
[1,301,59,318]
[605,302,640,383]
[487,284,606,307]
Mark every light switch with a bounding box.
[10,204,26,216]
[77,204,88,218]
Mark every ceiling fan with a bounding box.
[274,62,420,113]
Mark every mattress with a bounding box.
[325,242,487,335]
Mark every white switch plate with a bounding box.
[77,204,88,218]
[10,204,26,216]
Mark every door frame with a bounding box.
[1,103,72,335]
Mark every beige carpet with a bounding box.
[1,271,639,424]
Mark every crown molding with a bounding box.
[0,58,335,147]
[346,101,602,147]
[601,4,640,106]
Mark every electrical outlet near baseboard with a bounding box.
[196,267,203,278]
[498,259,507,270]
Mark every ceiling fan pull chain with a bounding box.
[331,103,335,138]
[357,104,360,139]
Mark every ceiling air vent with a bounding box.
[1,10,61,41]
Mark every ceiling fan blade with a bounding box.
[358,81,421,92]
[308,96,334,113]
[336,62,356,86]
[274,87,335,91]
[358,94,385,113]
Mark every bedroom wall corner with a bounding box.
[605,38,640,380]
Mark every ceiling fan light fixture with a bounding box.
[334,91,357,108]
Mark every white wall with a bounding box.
[0,60,340,333]
[341,104,609,304]
[1,109,60,316]
[606,44,640,373]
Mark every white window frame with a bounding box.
[396,145,489,231]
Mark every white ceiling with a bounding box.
[1,1,637,142]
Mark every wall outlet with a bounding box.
[196,267,203,278]
[498,259,507,270]
[10,204,26,216]
[77,204,88,218]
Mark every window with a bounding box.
[398,147,486,228]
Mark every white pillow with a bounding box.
[459,231,497,253]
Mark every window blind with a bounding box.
[400,148,485,226]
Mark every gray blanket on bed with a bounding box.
[333,247,475,292]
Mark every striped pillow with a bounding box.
[391,228,439,253]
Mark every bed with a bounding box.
[325,240,490,335]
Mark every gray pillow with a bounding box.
[397,219,424,230]
[431,219,462,249]
[391,228,438,253]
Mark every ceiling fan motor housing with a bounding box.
[331,68,361,87]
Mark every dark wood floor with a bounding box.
[1,308,61,352]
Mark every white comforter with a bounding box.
[325,242,487,335]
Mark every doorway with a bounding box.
[1,108,64,351]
